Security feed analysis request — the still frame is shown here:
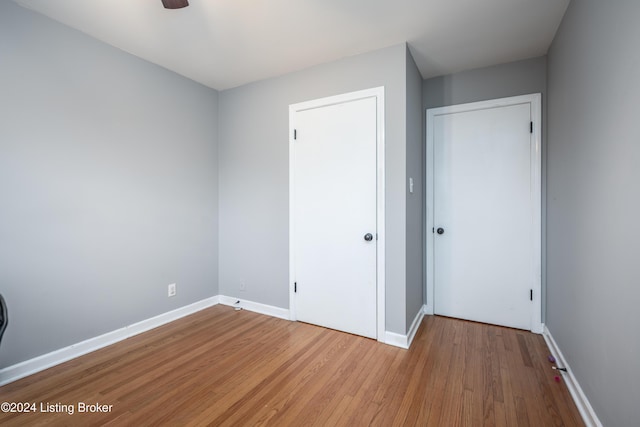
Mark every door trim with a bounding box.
[289,87,386,341]
[425,94,543,333]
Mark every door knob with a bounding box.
[437,228,445,235]
[364,233,374,242]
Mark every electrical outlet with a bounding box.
[168,283,176,297]
[239,282,246,292]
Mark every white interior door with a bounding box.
[291,93,378,339]
[427,95,541,331]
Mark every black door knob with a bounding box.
[364,233,374,241]
[437,228,445,235]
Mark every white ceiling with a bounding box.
[13,0,570,91]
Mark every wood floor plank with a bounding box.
[0,307,585,426]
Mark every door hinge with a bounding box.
[294,129,297,140]
[530,121,533,134]
[294,282,297,293]
[530,289,533,301]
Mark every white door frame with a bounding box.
[289,87,386,341]
[425,94,543,333]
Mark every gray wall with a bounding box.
[423,56,547,111]
[0,2,219,368]
[423,56,547,314]
[405,48,424,329]
[218,43,411,334]
[546,0,640,425]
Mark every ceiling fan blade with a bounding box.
[162,0,189,9]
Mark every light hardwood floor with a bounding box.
[0,305,583,426]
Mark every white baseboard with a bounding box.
[384,331,408,349]
[0,296,219,387]
[543,326,602,427]
[1,294,420,386]
[384,306,425,350]
[531,322,544,334]
[423,302,434,315]
[0,295,292,386]
[407,305,425,347]
[218,295,290,320]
